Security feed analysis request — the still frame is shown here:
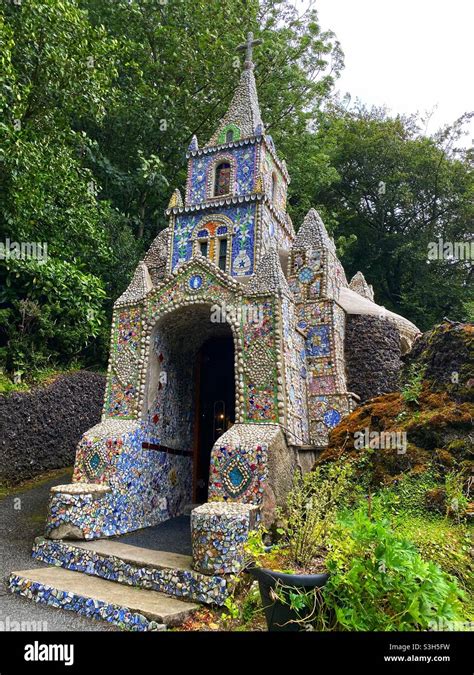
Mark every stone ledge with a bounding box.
[50,483,110,497]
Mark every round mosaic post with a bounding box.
[46,483,110,540]
[191,502,257,575]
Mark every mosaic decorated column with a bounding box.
[289,209,355,446]
[191,502,258,574]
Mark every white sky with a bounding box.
[294,0,474,144]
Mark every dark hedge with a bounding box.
[0,371,105,485]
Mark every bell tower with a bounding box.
[166,33,294,280]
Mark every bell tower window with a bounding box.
[214,162,231,196]
[199,240,208,257]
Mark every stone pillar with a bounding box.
[191,502,258,575]
[46,483,110,540]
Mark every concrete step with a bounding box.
[32,536,232,606]
[73,539,194,571]
[9,567,199,631]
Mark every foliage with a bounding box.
[401,364,425,405]
[275,463,354,570]
[377,467,442,514]
[0,257,108,371]
[313,106,474,330]
[322,507,466,631]
[0,0,139,372]
[445,470,470,521]
[393,513,473,588]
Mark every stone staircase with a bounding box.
[9,567,198,631]
[8,535,233,631]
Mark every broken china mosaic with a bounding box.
[186,144,258,204]
[171,204,257,277]
[66,421,192,539]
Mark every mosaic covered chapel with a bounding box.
[44,35,420,541]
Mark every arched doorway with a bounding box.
[142,304,236,506]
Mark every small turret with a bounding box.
[349,271,374,301]
[115,262,153,307]
[247,244,291,296]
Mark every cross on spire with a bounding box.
[236,31,262,69]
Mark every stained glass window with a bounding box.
[218,238,228,271]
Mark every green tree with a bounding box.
[313,106,473,329]
[0,0,138,372]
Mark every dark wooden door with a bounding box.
[193,336,235,502]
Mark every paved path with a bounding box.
[0,470,115,631]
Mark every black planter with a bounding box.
[249,566,329,632]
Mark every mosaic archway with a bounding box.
[140,302,239,452]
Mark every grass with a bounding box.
[395,511,474,622]
[0,467,73,499]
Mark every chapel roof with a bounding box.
[205,33,265,147]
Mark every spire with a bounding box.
[349,271,374,301]
[188,135,198,153]
[206,34,264,147]
[143,228,169,285]
[294,208,336,253]
[115,262,153,307]
[247,244,290,296]
[167,188,183,209]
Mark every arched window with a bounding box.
[193,220,231,272]
[226,129,234,143]
[214,162,231,196]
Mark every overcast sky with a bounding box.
[295,0,473,144]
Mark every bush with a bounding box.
[322,507,466,631]
[275,463,355,570]
[393,513,473,587]
[0,257,108,372]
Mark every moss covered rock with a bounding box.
[403,321,474,402]
[315,322,473,487]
